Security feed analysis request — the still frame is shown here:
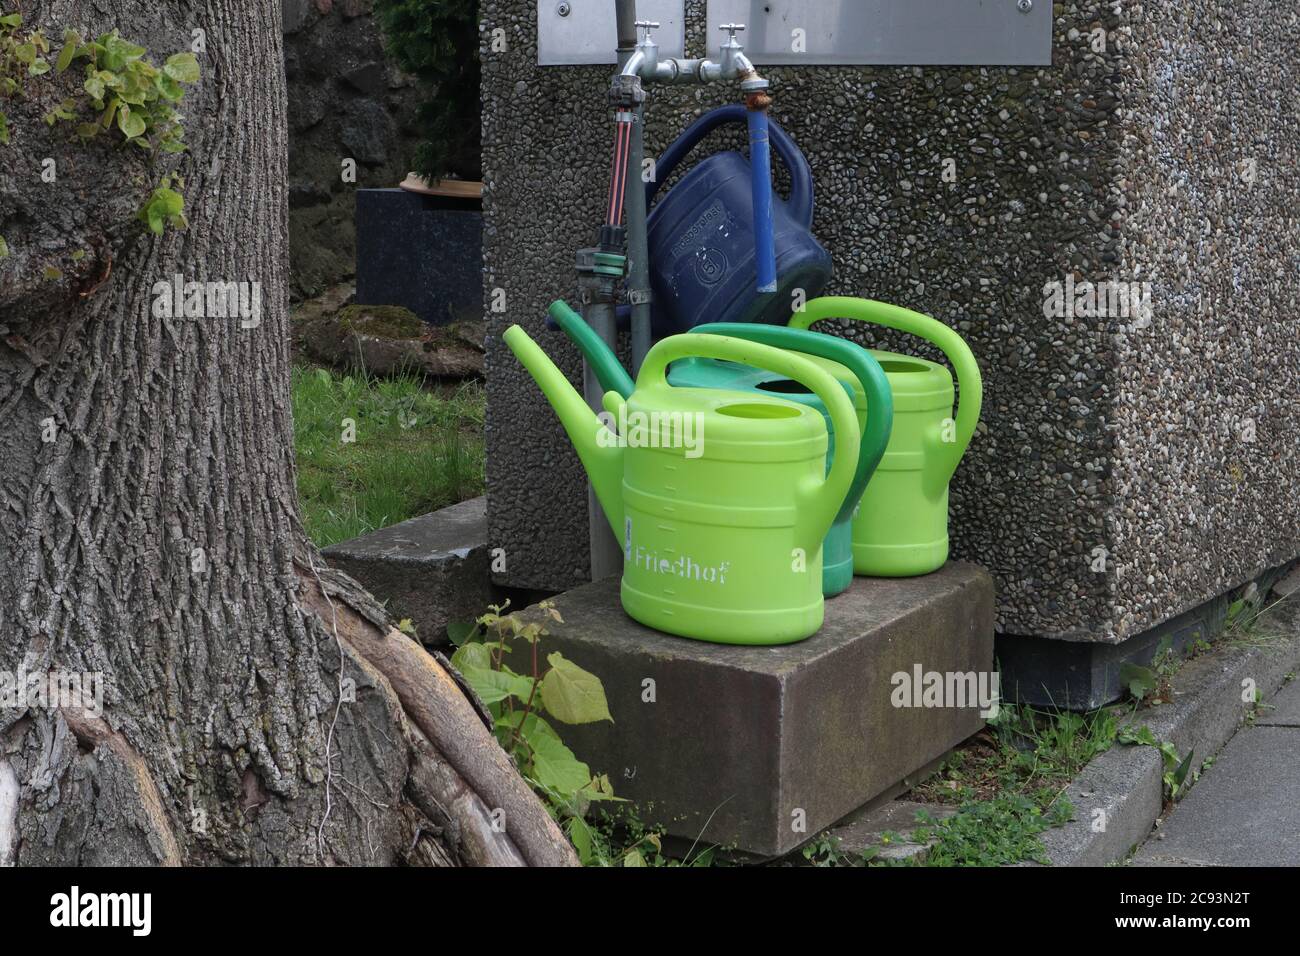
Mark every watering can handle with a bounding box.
[644,104,814,227]
[790,297,982,486]
[638,333,859,555]
[690,323,892,526]
[548,300,636,398]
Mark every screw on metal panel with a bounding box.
[556,1,571,16]
[1017,0,1033,12]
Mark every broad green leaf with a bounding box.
[0,235,8,259]
[0,14,23,28]
[43,266,63,281]
[622,848,647,867]
[29,58,51,76]
[14,43,36,64]
[84,75,106,100]
[540,652,612,725]
[1119,662,1157,701]
[163,51,199,84]
[0,112,8,145]
[528,732,591,797]
[567,816,594,865]
[450,641,491,674]
[446,621,479,646]
[496,710,560,751]
[456,663,533,706]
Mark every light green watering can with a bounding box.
[504,324,860,645]
[789,297,982,577]
[546,300,892,597]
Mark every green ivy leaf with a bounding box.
[43,265,63,280]
[0,112,8,146]
[116,105,146,139]
[14,42,36,64]
[29,58,51,76]
[138,185,185,235]
[163,51,199,84]
[83,74,106,100]
[55,38,77,72]
[540,652,612,725]
[0,236,8,259]
[0,14,23,29]
[156,73,184,102]
[102,32,146,70]
[99,98,119,130]
[528,732,591,797]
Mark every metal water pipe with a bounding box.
[616,20,777,323]
[579,1,776,582]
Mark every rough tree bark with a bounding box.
[0,0,575,866]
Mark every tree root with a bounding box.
[296,564,578,868]
[58,706,183,866]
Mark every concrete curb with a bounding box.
[1036,603,1300,866]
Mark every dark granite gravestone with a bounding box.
[355,188,482,326]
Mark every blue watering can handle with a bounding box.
[645,104,815,227]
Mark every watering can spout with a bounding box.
[503,325,625,537]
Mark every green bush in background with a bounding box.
[375,0,480,182]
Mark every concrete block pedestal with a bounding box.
[516,562,996,858]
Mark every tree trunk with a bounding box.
[0,0,574,867]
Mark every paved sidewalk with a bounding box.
[1134,678,1300,867]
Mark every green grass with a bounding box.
[916,703,1120,808]
[881,702,1122,866]
[292,365,485,547]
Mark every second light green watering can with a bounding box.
[504,324,860,645]
[547,300,893,597]
[789,297,983,577]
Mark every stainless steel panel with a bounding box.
[706,0,1052,66]
[538,0,687,66]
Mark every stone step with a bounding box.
[323,496,494,646]
[515,561,996,858]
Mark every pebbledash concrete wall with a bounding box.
[483,0,1300,643]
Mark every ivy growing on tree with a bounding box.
[0,12,198,260]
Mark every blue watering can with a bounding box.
[643,105,833,336]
